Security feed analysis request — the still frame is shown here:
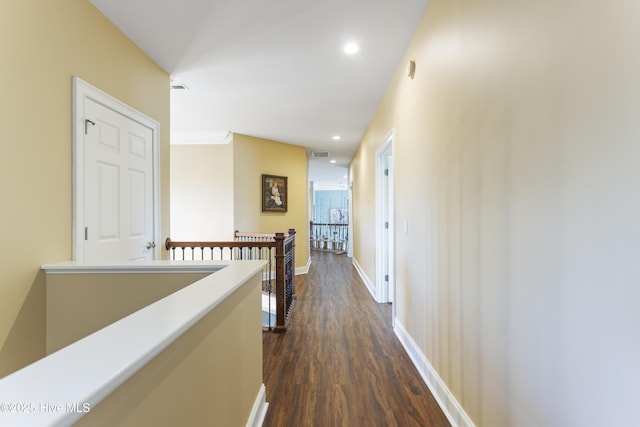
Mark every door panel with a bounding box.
[97,161,120,241]
[129,170,146,237]
[84,98,154,261]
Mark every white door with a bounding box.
[376,132,395,304]
[382,151,393,303]
[83,98,155,261]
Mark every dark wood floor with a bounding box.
[262,251,451,427]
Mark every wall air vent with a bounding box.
[312,151,330,158]
[170,83,189,90]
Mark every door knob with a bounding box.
[146,241,156,249]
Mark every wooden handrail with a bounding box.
[165,229,296,332]
[165,238,275,250]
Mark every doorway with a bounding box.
[72,77,160,262]
[376,130,395,305]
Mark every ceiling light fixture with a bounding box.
[332,135,341,140]
[330,160,337,164]
[344,42,360,55]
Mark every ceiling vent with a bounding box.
[312,151,330,158]
[170,83,189,90]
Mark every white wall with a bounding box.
[170,135,310,269]
[350,0,640,425]
[170,144,235,241]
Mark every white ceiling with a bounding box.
[89,0,428,184]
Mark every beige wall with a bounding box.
[0,0,170,376]
[74,271,263,427]
[233,134,309,268]
[350,0,640,426]
[170,144,235,241]
[46,272,208,354]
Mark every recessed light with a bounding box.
[344,42,360,55]
[330,160,337,164]
[332,135,341,140]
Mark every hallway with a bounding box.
[262,251,450,426]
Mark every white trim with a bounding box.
[246,384,269,427]
[72,76,161,261]
[352,258,376,300]
[296,257,312,275]
[41,260,228,275]
[347,179,354,258]
[394,319,476,427]
[375,130,395,304]
[0,261,266,427]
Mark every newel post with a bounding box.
[273,232,286,333]
[288,228,296,295]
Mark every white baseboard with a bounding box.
[296,257,311,275]
[394,320,475,427]
[351,258,376,300]
[246,383,269,427]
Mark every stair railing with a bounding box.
[310,221,348,252]
[165,229,296,332]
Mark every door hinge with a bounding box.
[385,274,389,282]
[84,227,88,241]
[384,168,389,176]
[384,221,389,229]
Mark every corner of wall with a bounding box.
[246,384,269,427]
[351,257,376,300]
[295,257,312,275]
[394,320,475,427]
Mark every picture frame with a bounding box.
[262,174,288,212]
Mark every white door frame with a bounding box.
[72,77,161,261]
[375,130,395,304]
[348,178,354,258]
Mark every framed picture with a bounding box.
[262,174,288,212]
